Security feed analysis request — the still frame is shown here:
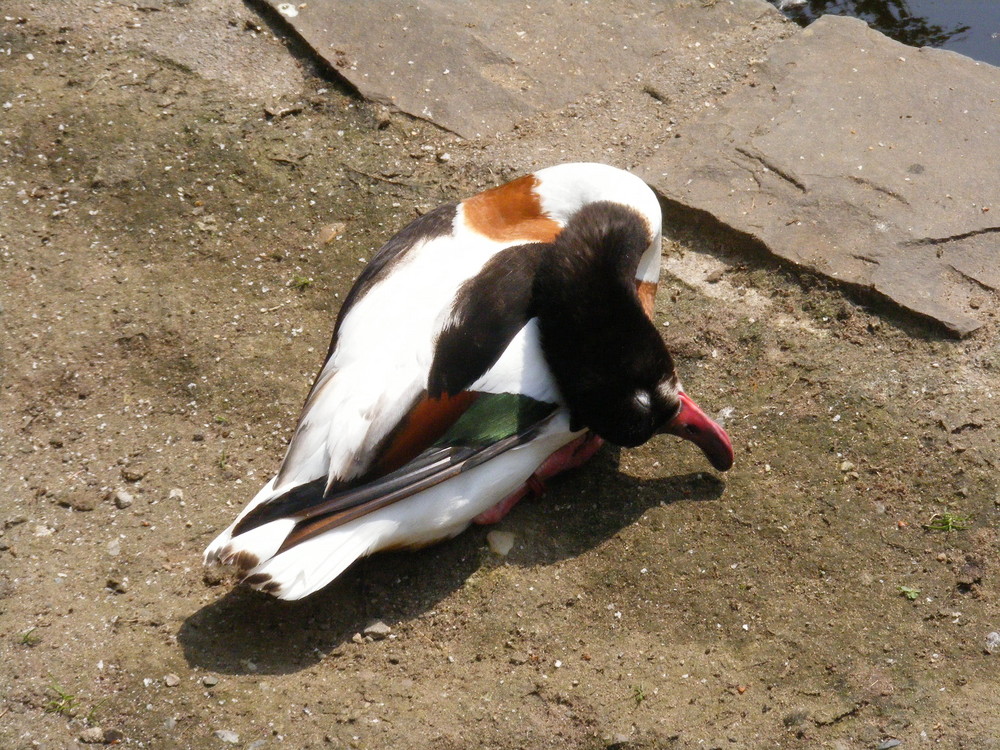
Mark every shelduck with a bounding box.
[204,163,733,600]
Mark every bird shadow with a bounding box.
[177,448,726,676]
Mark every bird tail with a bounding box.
[203,477,299,574]
[238,520,390,599]
[203,476,389,600]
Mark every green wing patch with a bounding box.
[435,392,557,447]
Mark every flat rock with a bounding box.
[17,0,305,105]
[638,15,1000,336]
[263,0,780,139]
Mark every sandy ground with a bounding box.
[1,2,998,749]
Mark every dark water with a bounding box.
[771,0,1000,67]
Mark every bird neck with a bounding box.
[531,202,674,423]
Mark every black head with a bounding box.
[532,201,681,446]
[554,315,681,447]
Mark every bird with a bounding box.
[204,162,734,600]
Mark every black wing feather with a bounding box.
[428,242,549,397]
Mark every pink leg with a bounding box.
[535,431,605,481]
[472,483,533,525]
[472,432,605,525]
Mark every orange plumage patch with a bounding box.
[636,280,657,320]
[370,390,480,476]
[463,175,561,243]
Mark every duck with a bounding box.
[204,162,734,600]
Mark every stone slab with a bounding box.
[15,0,307,105]
[638,15,1000,336]
[263,0,780,139]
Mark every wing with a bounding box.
[320,202,459,367]
[273,203,460,491]
[234,392,559,550]
[221,241,558,553]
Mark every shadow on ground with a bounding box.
[177,457,726,675]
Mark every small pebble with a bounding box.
[487,530,516,556]
[202,675,219,687]
[164,717,178,730]
[168,488,184,501]
[120,466,147,482]
[214,729,240,744]
[57,489,97,512]
[351,632,364,644]
[106,570,128,594]
[363,620,392,640]
[202,568,225,587]
[164,673,180,687]
[113,489,134,509]
[986,631,1000,655]
[79,726,104,744]
[839,460,855,472]
[104,729,125,744]
[876,740,902,750]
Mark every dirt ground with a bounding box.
[2,2,998,749]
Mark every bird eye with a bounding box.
[633,390,652,411]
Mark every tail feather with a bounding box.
[203,474,394,600]
[203,476,301,569]
[209,518,297,571]
[240,520,392,600]
[202,412,576,599]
